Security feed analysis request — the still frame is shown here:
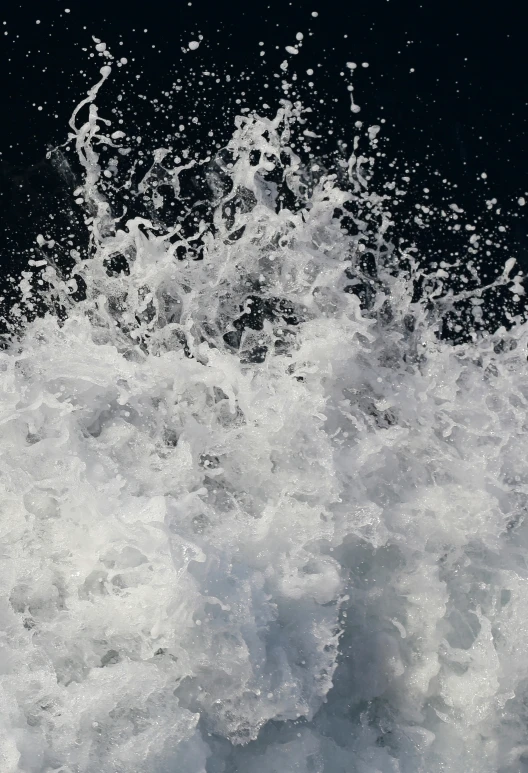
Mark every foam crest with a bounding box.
[1,58,528,773]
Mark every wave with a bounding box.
[1,44,528,773]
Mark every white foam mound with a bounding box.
[2,67,528,773]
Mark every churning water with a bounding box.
[1,38,528,773]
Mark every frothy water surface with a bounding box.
[1,52,528,773]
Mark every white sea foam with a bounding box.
[1,55,528,773]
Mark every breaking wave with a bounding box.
[1,41,528,773]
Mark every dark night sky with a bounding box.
[1,0,527,288]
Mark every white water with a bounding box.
[1,55,528,773]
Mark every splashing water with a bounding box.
[1,51,528,773]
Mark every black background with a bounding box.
[1,0,527,289]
